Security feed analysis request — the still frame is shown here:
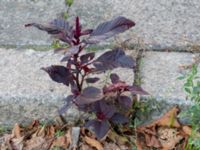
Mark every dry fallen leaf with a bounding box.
[24,136,49,150]
[37,126,46,137]
[156,106,181,128]
[182,126,192,136]
[0,134,13,149]
[84,136,104,150]
[12,123,22,138]
[136,106,183,149]
[135,139,143,150]
[11,136,24,150]
[80,143,94,150]
[140,106,181,128]
[158,127,183,149]
[46,125,55,138]
[107,130,130,146]
[182,125,200,138]
[104,142,121,150]
[51,129,71,149]
[27,120,40,130]
[146,134,161,148]
[52,136,68,148]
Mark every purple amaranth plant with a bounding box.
[25,16,148,139]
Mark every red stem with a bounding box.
[71,17,88,92]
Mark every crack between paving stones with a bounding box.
[133,49,144,86]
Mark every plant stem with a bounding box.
[73,54,82,92]
[80,72,86,89]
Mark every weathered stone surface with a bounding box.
[0,48,134,125]
[0,48,72,125]
[141,51,200,104]
[0,0,66,45]
[133,98,190,125]
[1,0,200,49]
[71,0,200,49]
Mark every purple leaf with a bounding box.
[110,73,120,84]
[81,29,93,36]
[70,83,80,96]
[75,87,103,105]
[103,82,127,94]
[127,85,149,95]
[25,23,60,34]
[50,19,73,34]
[85,119,110,139]
[118,95,132,108]
[54,48,66,53]
[85,77,100,83]
[67,59,76,66]
[58,95,74,114]
[94,101,116,119]
[85,16,135,44]
[77,104,92,112]
[103,82,149,96]
[110,113,129,124]
[41,65,73,86]
[60,45,80,62]
[80,52,95,65]
[93,48,135,71]
[25,19,73,44]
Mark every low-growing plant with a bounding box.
[0,125,11,136]
[178,64,200,103]
[51,0,74,49]
[25,16,148,139]
[55,130,65,137]
[179,64,200,149]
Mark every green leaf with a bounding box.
[177,76,185,80]
[184,87,191,94]
[193,87,200,94]
[192,64,198,75]
[184,82,191,88]
[63,12,69,19]
[65,0,74,7]
[55,130,65,137]
[51,40,61,49]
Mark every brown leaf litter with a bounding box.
[136,106,196,150]
[0,106,198,150]
[0,119,130,150]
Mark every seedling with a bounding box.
[55,130,65,137]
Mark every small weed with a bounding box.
[55,130,65,137]
[178,64,200,103]
[129,97,161,128]
[65,0,74,7]
[51,0,74,49]
[0,125,11,135]
[51,40,62,49]
[179,64,200,149]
